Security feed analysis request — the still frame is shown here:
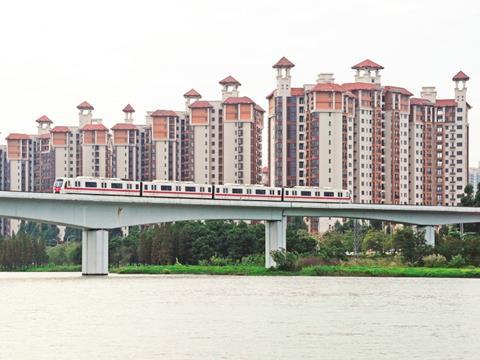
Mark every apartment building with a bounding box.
[267,57,355,196]
[408,72,470,206]
[188,77,264,185]
[267,57,471,208]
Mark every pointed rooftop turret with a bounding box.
[273,56,295,69]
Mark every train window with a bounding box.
[185,186,196,192]
[176,186,181,191]
[65,181,70,187]
[144,184,148,190]
[127,184,132,190]
[232,188,243,194]
[315,192,320,196]
[278,190,281,195]
[255,189,266,195]
[111,183,123,189]
[270,190,274,195]
[223,188,228,194]
[200,187,205,192]
[102,183,107,188]
[338,192,342,197]
[161,185,172,191]
[85,182,97,188]
[324,192,334,197]
[208,187,211,192]
[152,185,157,190]
[135,184,139,190]
[75,181,80,187]
[301,191,311,196]
[285,191,289,195]
[216,187,220,193]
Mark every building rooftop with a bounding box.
[112,123,138,130]
[351,59,384,70]
[383,86,413,96]
[5,133,31,140]
[435,99,457,107]
[254,104,265,113]
[273,56,295,69]
[219,75,241,86]
[183,89,202,98]
[223,96,254,104]
[81,123,108,131]
[77,101,94,110]
[342,82,380,91]
[122,104,135,113]
[452,70,470,81]
[189,100,213,109]
[311,83,345,92]
[151,110,177,117]
[36,115,53,123]
[51,126,70,133]
[410,98,433,106]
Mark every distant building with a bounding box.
[469,162,480,191]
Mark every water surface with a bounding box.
[1,273,478,359]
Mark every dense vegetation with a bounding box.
[3,218,480,273]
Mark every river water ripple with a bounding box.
[1,273,479,359]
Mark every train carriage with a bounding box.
[284,186,351,203]
[54,177,141,196]
[142,181,213,199]
[214,184,282,201]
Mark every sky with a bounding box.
[0,0,479,165]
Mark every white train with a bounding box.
[53,177,351,203]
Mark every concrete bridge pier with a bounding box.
[424,226,435,247]
[82,229,109,275]
[265,216,287,268]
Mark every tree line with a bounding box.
[0,232,48,270]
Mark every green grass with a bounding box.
[300,265,480,278]
[23,264,81,272]
[5,263,480,278]
[111,264,480,278]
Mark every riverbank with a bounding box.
[111,264,480,278]
[4,264,480,278]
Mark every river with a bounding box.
[0,273,479,359]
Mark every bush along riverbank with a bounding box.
[110,263,480,278]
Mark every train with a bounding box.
[53,177,352,203]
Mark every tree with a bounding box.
[64,227,82,243]
[392,227,430,263]
[463,235,480,266]
[362,230,388,254]
[287,229,317,254]
[437,231,464,260]
[317,231,348,260]
[460,184,475,207]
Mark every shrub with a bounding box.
[270,249,299,271]
[241,254,265,266]
[199,255,237,266]
[297,256,329,268]
[422,254,447,268]
[448,255,467,268]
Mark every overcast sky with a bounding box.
[0,0,478,165]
